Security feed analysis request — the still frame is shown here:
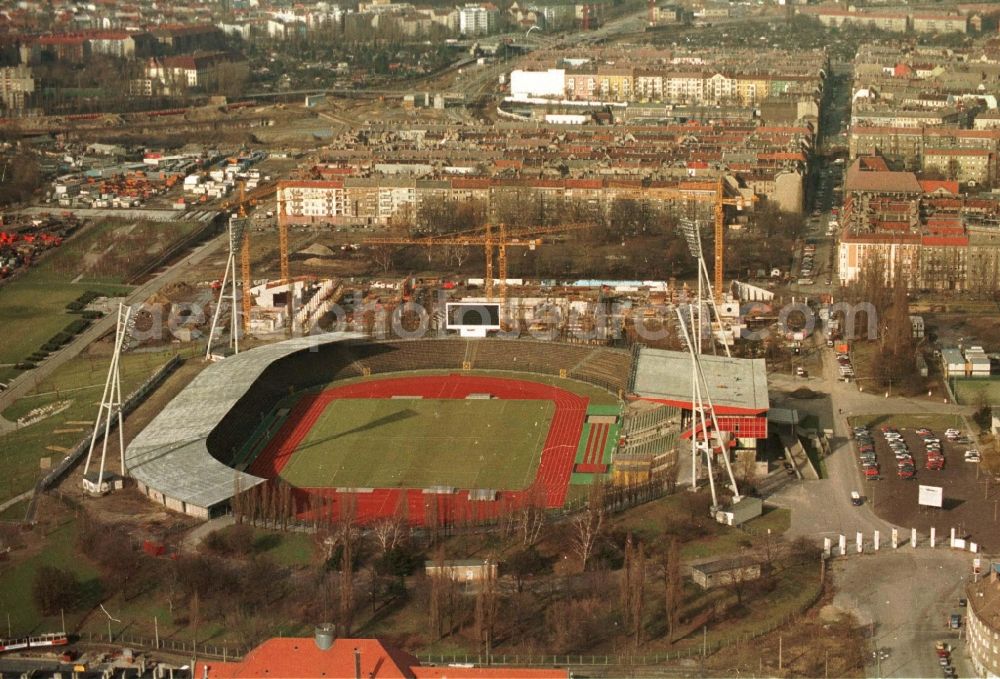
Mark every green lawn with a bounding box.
[848,413,966,434]
[0,349,187,505]
[279,398,555,490]
[0,216,202,366]
[0,519,101,635]
[0,281,126,365]
[952,378,1000,407]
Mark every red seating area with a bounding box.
[250,374,589,525]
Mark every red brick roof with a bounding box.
[196,638,568,679]
[919,179,959,195]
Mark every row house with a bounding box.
[276,176,751,227]
[838,156,1000,290]
[922,148,994,184]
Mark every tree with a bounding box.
[570,502,604,572]
[620,533,646,649]
[663,537,681,640]
[474,566,498,656]
[505,546,546,594]
[372,514,406,556]
[32,566,79,615]
[518,485,546,546]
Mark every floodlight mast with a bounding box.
[82,302,134,490]
[206,215,246,359]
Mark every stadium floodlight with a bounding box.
[675,306,742,512]
[679,218,702,260]
[206,215,248,358]
[82,302,135,494]
[676,218,731,359]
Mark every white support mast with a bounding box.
[206,215,247,359]
[82,302,135,494]
[676,219,741,509]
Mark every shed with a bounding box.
[424,559,497,582]
[716,496,763,526]
[941,348,966,378]
[690,555,762,590]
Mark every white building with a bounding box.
[458,3,498,36]
[509,68,565,99]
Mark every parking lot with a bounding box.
[849,414,998,549]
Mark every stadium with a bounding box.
[124,334,768,523]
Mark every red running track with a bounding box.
[247,374,589,525]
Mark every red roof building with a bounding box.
[195,638,569,679]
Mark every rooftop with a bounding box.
[632,347,768,414]
[195,637,568,678]
[124,332,364,510]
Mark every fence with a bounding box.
[82,631,244,662]
[22,354,183,523]
[416,575,824,669]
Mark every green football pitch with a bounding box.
[278,398,556,490]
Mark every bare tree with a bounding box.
[518,484,546,546]
[570,504,604,572]
[474,566,498,656]
[371,243,395,273]
[664,537,681,641]
[372,513,405,555]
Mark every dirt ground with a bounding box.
[849,415,1000,551]
[921,312,1000,351]
[54,357,206,541]
[705,586,866,678]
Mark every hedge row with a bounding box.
[65,290,102,311]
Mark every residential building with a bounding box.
[0,65,34,111]
[458,3,499,36]
[143,53,248,95]
[967,561,1000,679]
[912,13,968,34]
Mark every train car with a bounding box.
[0,637,30,653]
[28,633,69,648]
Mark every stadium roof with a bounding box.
[125,332,365,511]
[632,347,769,414]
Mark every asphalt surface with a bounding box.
[833,549,973,679]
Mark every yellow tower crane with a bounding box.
[364,222,596,303]
[680,175,757,302]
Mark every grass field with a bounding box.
[0,519,101,634]
[848,412,966,433]
[0,217,202,366]
[279,398,555,490]
[0,348,193,505]
[952,377,1000,406]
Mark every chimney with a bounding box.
[314,623,336,651]
[354,647,361,679]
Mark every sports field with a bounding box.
[952,377,1000,406]
[279,398,555,490]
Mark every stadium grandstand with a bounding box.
[124,335,767,521]
[629,346,769,453]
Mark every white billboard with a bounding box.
[510,69,565,99]
[446,302,501,338]
[918,485,943,508]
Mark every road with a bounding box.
[0,228,228,432]
[833,549,973,679]
[765,326,978,679]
